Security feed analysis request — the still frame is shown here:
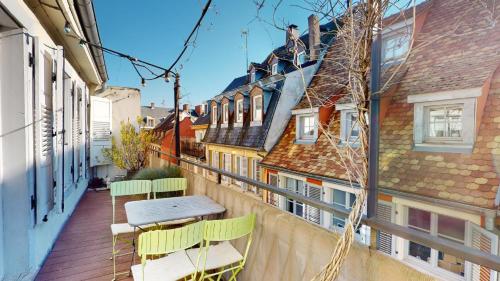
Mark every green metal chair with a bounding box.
[151,178,194,228]
[187,213,256,281]
[151,178,187,199]
[110,180,152,281]
[131,220,206,281]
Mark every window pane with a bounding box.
[408,208,431,231]
[428,108,446,137]
[333,216,345,228]
[349,193,356,209]
[437,214,465,242]
[333,189,346,206]
[409,241,432,263]
[427,105,463,139]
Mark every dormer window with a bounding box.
[271,63,278,75]
[222,103,229,125]
[236,99,243,124]
[382,20,412,64]
[341,110,360,144]
[250,71,256,83]
[253,95,262,122]
[292,107,319,144]
[211,105,217,126]
[296,51,306,65]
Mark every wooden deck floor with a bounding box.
[36,190,136,281]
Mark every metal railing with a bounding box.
[150,148,500,271]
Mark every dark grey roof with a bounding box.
[203,80,284,150]
[141,106,173,120]
[223,75,247,92]
[193,114,210,126]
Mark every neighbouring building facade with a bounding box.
[0,0,107,279]
[140,102,172,130]
[95,86,141,180]
[202,14,335,192]
[262,1,500,280]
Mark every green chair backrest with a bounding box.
[204,213,256,242]
[151,178,187,198]
[110,180,152,224]
[138,220,205,264]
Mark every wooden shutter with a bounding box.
[73,86,82,182]
[54,46,64,212]
[377,201,393,255]
[465,222,498,281]
[306,184,322,225]
[34,39,56,222]
[90,96,112,166]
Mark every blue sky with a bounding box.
[93,0,318,108]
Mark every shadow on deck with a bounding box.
[36,190,134,281]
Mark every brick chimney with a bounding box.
[182,104,190,113]
[195,104,204,116]
[286,24,299,45]
[150,102,155,109]
[308,14,320,61]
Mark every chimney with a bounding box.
[308,14,320,61]
[195,104,203,116]
[286,24,299,45]
[182,104,190,113]
[150,102,155,109]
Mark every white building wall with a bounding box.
[0,1,102,279]
[95,87,141,180]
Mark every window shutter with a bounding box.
[90,96,112,166]
[241,156,248,190]
[377,202,393,255]
[465,222,498,281]
[73,87,80,182]
[34,40,56,222]
[54,46,64,213]
[305,184,321,224]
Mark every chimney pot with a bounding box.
[308,14,320,61]
[150,102,155,109]
[195,105,203,115]
[183,104,190,112]
[286,24,299,45]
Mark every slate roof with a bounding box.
[193,113,210,126]
[262,0,500,209]
[141,105,173,121]
[204,81,285,150]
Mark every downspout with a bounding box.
[74,0,108,85]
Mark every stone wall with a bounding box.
[182,169,436,281]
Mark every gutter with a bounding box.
[74,0,108,83]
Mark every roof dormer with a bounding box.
[220,96,233,128]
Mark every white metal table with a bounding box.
[124,195,226,270]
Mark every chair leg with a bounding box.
[112,235,117,280]
[228,267,242,281]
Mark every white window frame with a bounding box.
[146,116,155,128]
[401,206,467,281]
[271,63,278,75]
[409,89,479,153]
[222,103,229,127]
[296,114,318,143]
[382,19,413,64]
[211,105,217,127]
[222,153,232,184]
[251,95,263,126]
[235,99,243,126]
[296,51,306,65]
[340,109,360,145]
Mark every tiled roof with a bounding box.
[378,0,500,209]
[263,0,500,209]
[193,113,210,126]
[203,81,284,149]
[141,105,173,120]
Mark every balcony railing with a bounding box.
[149,147,500,272]
[180,140,205,158]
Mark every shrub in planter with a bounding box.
[132,166,182,181]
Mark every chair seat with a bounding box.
[186,241,243,271]
[131,250,196,281]
[111,223,136,235]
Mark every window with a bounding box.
[211,150,219,168]
[331,190,356,229]
[296,51,306,65]
[222,103,229,124]
[250,71,256,83]
[236,99,243,124]
[341,110,360,143]
[297,114,317,142]
[211,105,217,125]
[234,156,248,189]
[253,96,262,122]
[222,153,232,184]
[146,117,155,128]
[425,105,463,142]
[267,173,279,206]
[250,158,261,193]
[285,178,304,218]
[195,130,205,143]
[409,92,477,153]
[405,207,465,278]
[284,177,321,224]
[271,63,278,75]
[382,33,410,63]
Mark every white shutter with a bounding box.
[465,222,498,281]
[222,154,231,184]
[73,86,81,181]
[90,96,112,166]
[81,86,88,178]
[377,202,393,255]
[54,46,64,212]
[34,39,56,222]
[306,184,321,224]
